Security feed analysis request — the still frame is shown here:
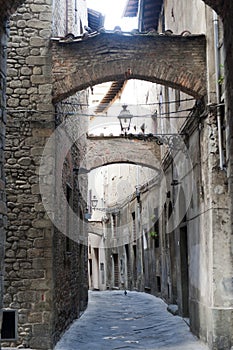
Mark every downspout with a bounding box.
[138,0,144,32]
[213,11,224,170]
[65,0,69,34]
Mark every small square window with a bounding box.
[1,309,18,341]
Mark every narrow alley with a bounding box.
[55,291,208,350]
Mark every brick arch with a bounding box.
[52,33,206,103]
[83,137,161,172]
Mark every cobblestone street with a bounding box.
[55,291,208,350]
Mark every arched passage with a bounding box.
[52,33,206,102]
[84,136,161,172]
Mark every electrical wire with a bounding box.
[59,97,196,107]
[55,110,196,119]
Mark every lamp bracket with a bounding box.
[126,133,186,152]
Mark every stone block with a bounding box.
[32,257,52,269]
[17,194,39,204]
[18,269,45,279]
[26,56,48,66]
[17,291,37,303]
[31,74,51,84]
[31,279,49,290]
[30,4,50,12]
[16,249,27,258]
[27,248,44,258]
[21,66,32,75]
[30,36,46,47]
[27,19,51,29]
[32,219,52,229]
[30,336,52,350]
[7,68,18,77]
[18,157,31,166]
[40,12,52,21]
[28,312,42,323]
[32,128,53,138]
[31,184,40,194]
[39,29,52,38]
[33,237,52,248]
[39,84,52,94]
[17,20,27,28]
[7,98,20,107]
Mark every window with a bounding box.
[66,184,73,252]
[156,276,161,293]
[1,310,17,341]
[132,212,136,243]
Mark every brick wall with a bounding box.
[52,33,206,102]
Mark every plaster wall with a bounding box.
[161,1,232,347]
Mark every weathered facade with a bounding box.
[155,2,232,349]
[0,0,232,349]
[86,1,233,350]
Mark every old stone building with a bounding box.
[2,0,91,348]
[85,1,232,349]
[0,0,26,343]
[0,0,232,349]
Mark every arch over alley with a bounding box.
[83,136,161,172]
[52,32,207,102]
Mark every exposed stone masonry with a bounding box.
[3,0,89,347]
[0,0,232,349]
[0,17,9,345]
[3,0,54,348]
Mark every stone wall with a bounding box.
[0,17,9,343]
[3,0,89,348]
[52,94,89,345]
[0,0,27,343]
[3,1,54,347]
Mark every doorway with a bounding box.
[180,225,189,317]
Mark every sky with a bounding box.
[86,0,138,31]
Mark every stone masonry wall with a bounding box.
[3,0,89,348]
[3,0,55,348]
[0,17,9,342]
[0,0,27,342]
[52,93,89,345]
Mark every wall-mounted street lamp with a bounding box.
[91,195,98,210]
[117,104,133,135]
[117,105,186,152]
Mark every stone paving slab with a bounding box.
[55,290,209,350]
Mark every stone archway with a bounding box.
[52,33,206,103]
[84,136,161,172]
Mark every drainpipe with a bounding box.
[138,0,144,32]
[213,11,224,170]
[66,0,69,34]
